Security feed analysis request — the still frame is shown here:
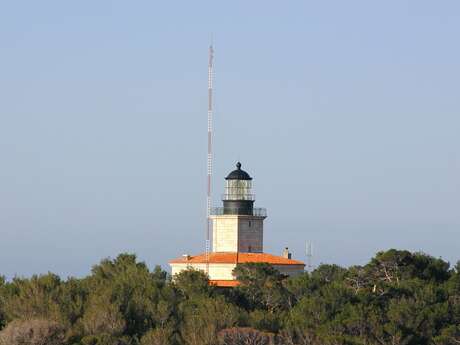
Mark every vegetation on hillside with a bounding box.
[0,250,459,345]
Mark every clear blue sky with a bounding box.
[1,1,459,278]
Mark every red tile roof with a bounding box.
[169,252,305,266]
[210,280,240,287]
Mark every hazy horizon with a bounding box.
[1,1,459,279]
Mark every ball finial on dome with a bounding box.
[236,162,242,170]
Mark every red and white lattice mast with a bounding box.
[206,43,214,273]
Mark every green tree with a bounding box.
[309,264,347,287]
[140,325,175,345]
[283,281,355,345]
[0,276,5,330]
[80,334,132,345]
[218,327,275,345]
[433,325,460,345]
[2,273,63,321]
[285,272,312,305]
[233,263,290,313]
[179,296,241,345]
[247,309,280,333]
[87,254,169,338]
[365,250,451,289]
[0,249,458,345]
[172,268,213,299]
[58,277,88,327]
[79,293,126,337]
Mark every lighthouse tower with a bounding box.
[211,162,266,253]
[169,162,304,287]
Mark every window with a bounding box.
[248,221,252,227]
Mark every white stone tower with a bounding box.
[211,162,267,253]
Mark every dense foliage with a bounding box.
[0,250,459,345]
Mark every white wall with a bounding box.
[212,216,239,252]
[171,262,237,280]
[211,215,265,253]
[171,262,305,281]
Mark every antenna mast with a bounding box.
[206,43,214,274]
[306,241,313,272]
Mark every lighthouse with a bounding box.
[212,162,266,253]
[169,162,305,287]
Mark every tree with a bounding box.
[218,327,275,345]
[179,296,241,345]
[140,325,175,345]
[365,250,451,288]
[1,273,63,321]
[172,268,213,299]
[233,263,290,313]
[247,309,281,333]
[309,264,347,287]
[0,249,458,345]
[80,293,126,337]
[87,253,169,337]
[283,281,355,345]
[58,277,88,326]
[285,272,312,305]
[79,334,132,345]
[0,276,5,330]
[433,325,460,345]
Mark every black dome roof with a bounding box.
[225,162,252,180]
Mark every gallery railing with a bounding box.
[210,207,267,217]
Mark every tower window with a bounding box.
[248,221,252,227]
